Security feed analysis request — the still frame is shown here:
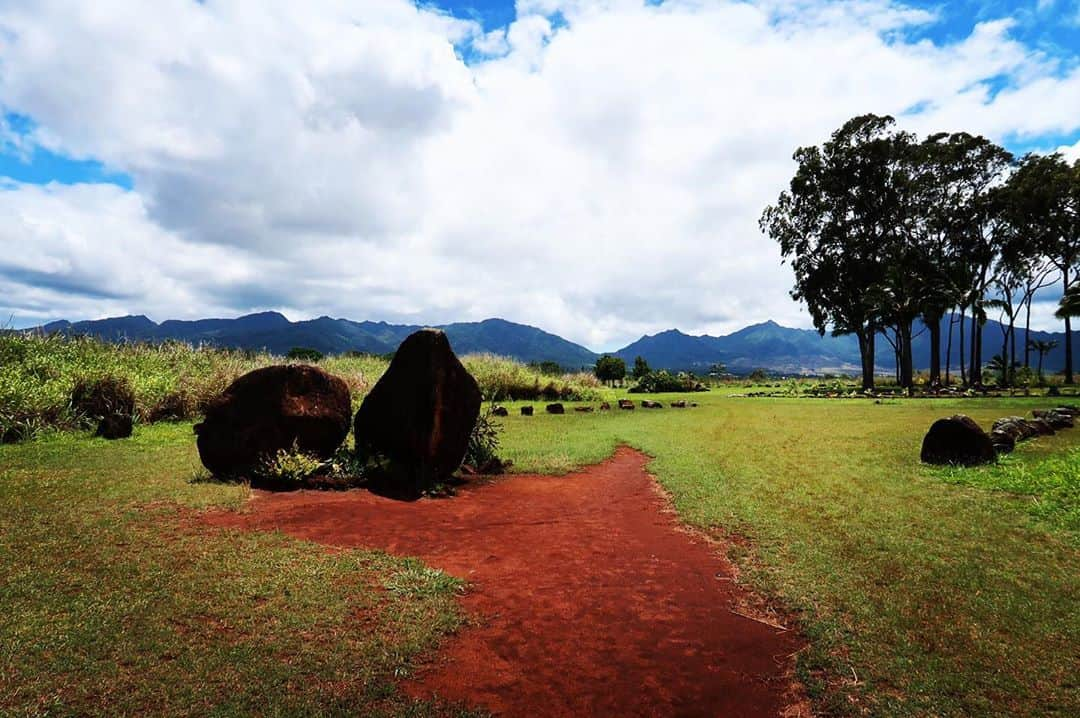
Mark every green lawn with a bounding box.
[1,396,1078,716]
[0,425,472,717]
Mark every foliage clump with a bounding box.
[594,355,626,386]
[464,404,504,472]
[0,333,601,441]
[629,370,706,394]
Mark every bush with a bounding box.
[629,370,706,394]
[0,334,600,440]
[257,444,325,484]
[70,376,136,428]
[464,405,502,470]
[286,347,324,362]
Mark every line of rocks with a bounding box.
[511,399,698,414]
[921,406,1079,466]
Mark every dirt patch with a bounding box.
[205,447,806,716]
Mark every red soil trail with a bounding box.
[206,447,806,717]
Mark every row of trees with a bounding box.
[761,114,1080,390]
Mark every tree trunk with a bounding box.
[1065,268,1074,384]
[857,329,875,391]
[1024,300,1032,368]
[1009,314,1016,385]
[926,313,941,388]
[959,306,967,386]
[900,320,914,395]
[945,312,954,387]
[970,310,980,387]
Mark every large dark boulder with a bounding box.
[920,415,996,466]
[353,329,481,492]
[195,365,351,477]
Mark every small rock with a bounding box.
[618,399,635,410]
[520,406,534,416]
[491,405,509,417]
[989,429,1015,454]
[574,406,594,413]
[96,413,133,440]
[641,400,663,409]
[546,403,565,414]
[599,402,612,411]
[670,400,687,408]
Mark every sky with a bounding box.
[1,0,1079,351]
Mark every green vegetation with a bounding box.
[762,114,1079,391]
[0,333,601,441]
[494,394,1078,716]
[2,336,1077,716]
[286,346,325,362]
[627,369,706,393]
[0,425,470,716]
[593,354,626,386]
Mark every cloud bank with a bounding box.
[1,0,1078,349]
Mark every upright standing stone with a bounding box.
[353,329,481,492]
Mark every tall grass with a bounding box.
[0,333,600,441]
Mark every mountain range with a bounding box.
[28,312,1074,376]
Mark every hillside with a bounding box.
[32,312,1074,376]
[616,317,1072,375]
[36,313,598,369]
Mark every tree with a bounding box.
[286,347,324,362]
[594,355,626,387]
[1028,339,1058,385]
[761,115,901,391]
[1009,154,1080,383]
[914,133,1012,388]
[631,356,651,380]
[530,360,563,376]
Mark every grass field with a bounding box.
[1,393,1078,716]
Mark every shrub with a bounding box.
[286,347,324,362]
[257,445,325,484]
[629,370,706,394]
[464,405,502,470]
[70,376,136,428]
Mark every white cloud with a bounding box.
[1059,138,1080,162]
[1,0,1079,349]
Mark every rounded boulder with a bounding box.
[920,415,995,466]
[195,364,351,477]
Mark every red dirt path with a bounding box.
[206,447,805,717]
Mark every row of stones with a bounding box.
[494,399,699,416]
[920,406,1079,466]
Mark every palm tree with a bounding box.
[1056,285,1080,320]
[986,353,1019,387]
[1028,339,1059,385]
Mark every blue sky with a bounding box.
[1,0,1079,346]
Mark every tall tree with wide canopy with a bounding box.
[760,114,901,390]
[1008,154,1080,383]
[913,133,1012,387]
